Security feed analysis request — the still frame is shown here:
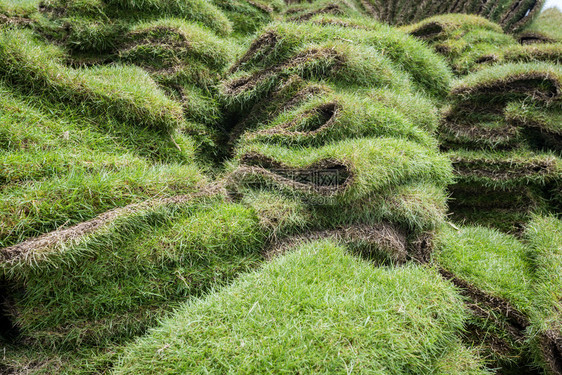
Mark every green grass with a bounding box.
[221,40,413,112]
[449,149,562,189]
[119,18,238,87]
[447,184,548,232]
[40,0,233,36]
[403,14,504,41]
[112,239,480,374]
[525,7,562,42]
[502,43,562,65]
[0,164,204,249]
[284,0,364,22]
[309,182,449,232]
[232,21,452,98]
[228,137,452,204]
[525,215,562,337]
[1,200,267,347]
[436,226,534,313]
[506,100,562,136]
[238,90,436,148]
[439,29,516,74]
[2,1,560,374]
[0,0,40,17]
[0,81,206,248]
[210,0,281,34]
[1,344,124,375]
[435,221,562,372]
[369,88,440,133]
[0,29,184,132]
[451,62,562,104]
[0,81,195,163]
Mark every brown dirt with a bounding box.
[229,152,353,196]
[264,223,408,263]
[224,47,344,96]
[286,3,345,21]
[408,231,434,263]
[409,21,445,40]
[451,156,557,180]
[227,78,329,150]
[540,329,562,375]
[250,101,339,139]
[475,54,499,64]
[439,268,530,337]
[517,31,557,45]
[0,14,33,26]
[247,0,273,13]
[230,30,279,73]
[452,73,561,103]
[464,322,519,359]
[448,184,541,209]
[439,120,520,148]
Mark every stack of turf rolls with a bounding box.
[0,0,287,371]
[434,215,562,374]
[403,14,562,74]
[1,0,561,374]
[222,17,454,264]
[520,6,562,44]
[403,14,562,232]
[0,33,206,249]
[441,61,562,232]
[358,0,545,33]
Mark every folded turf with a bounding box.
[210,0,282,33]
[0,29,184,132]
[451,62,562,103]
[112,239,484,374]
[228,137,452,204]
[0,81,206,249]
[523,7,562,43]
[118,18,237,88]
[238,91,436,148]
[230,21,452,98]
[39,0,233,37]
[0,199,268,347]
[435,221,562,374]
[221,41,413,112]
[449,149,562,189]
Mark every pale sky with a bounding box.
[544,0,562,10]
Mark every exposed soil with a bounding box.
[264,223,408,264]
[231,153,353,196]
[440,268,562,375]
[451,156,557,180]
[540,329,562,375]
[452,74,561,102]
[224,47,344,96]
[0,14,33,27]
[439,269,529,338]
[409,22,445,40]
[230,31,279,73]
[227,79,328,150]
[286,3,345,21]
[518,31,557,45]
[251,101,339,138]
[0,279,20,343]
